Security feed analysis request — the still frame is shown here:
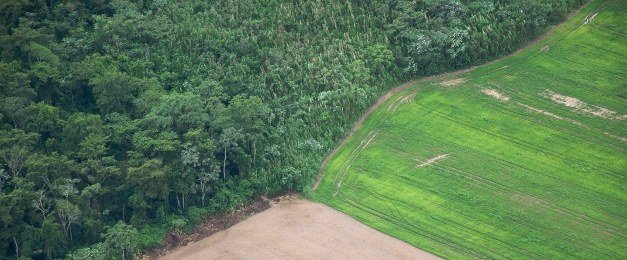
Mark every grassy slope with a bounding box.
[312,0,626,258]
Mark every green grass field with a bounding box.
[312,0,627,258]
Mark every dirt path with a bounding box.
[159,199,438,260]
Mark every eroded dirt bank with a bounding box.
[158,198,438,259]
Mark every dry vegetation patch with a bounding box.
[481,88,510,102]
[440,78,466,87]
[542,89,624,119]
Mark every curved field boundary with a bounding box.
[312,0,626,258]
[312,0,593,190]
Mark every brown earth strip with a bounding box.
[141,194,281,259]
[158,199,438,260]
[481,89,510,102]
[541,89,625,119]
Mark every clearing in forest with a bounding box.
[313,0,627,258]
[158,198,437,259]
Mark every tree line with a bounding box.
[0,0,585,258]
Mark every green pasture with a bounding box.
[313,0,627,258]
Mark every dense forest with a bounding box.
[0,0,585,258]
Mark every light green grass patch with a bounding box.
[313,0,627,258]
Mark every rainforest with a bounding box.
[0,0,603,259]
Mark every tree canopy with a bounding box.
[0,0,585,258]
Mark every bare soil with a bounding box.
[481,88,510,102]
[439,78,466,87]
[542,89,623,119]
[158,198,438,260]
[141,195,276,259]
